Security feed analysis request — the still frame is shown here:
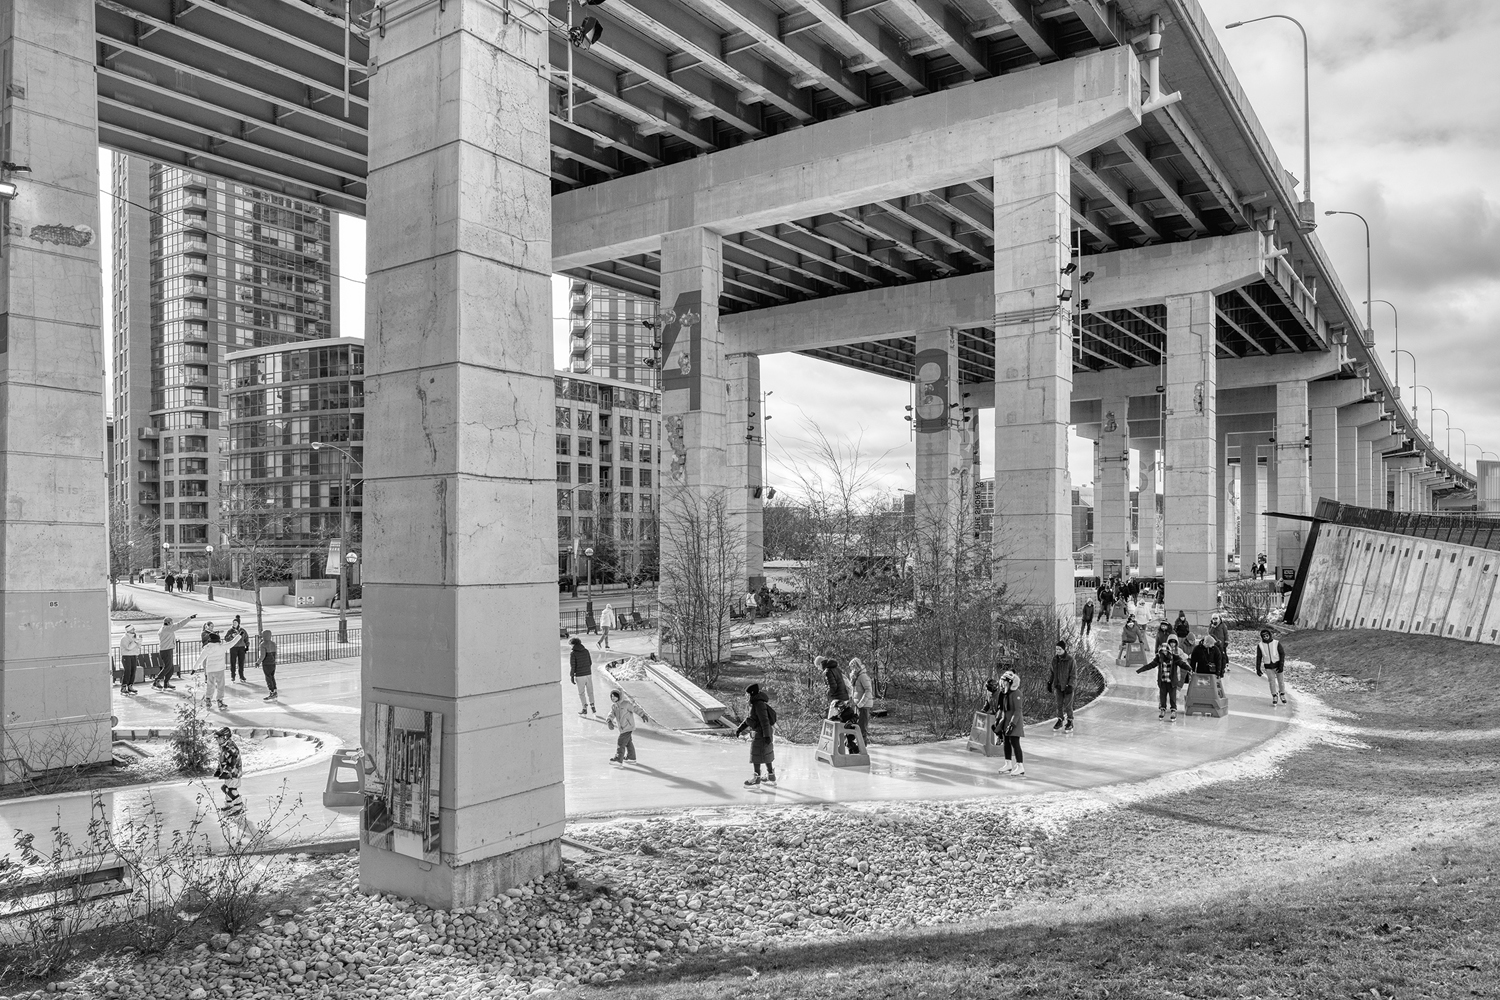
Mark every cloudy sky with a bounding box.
[322,0,1497,502]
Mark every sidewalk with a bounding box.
[0,618,1296,856]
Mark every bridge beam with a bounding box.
[552,47,1141,269]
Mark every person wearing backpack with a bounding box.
[1255,628,1289,707]
[736,683,777,787]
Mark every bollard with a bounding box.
[966,712,1005,757]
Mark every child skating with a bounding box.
[735,683,777,787]
[606,689,651,764]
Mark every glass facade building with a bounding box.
[565,280,658,389]
[108,155,339,572]
[224,339,364,580]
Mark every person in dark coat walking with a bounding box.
[1138,639,1188,720]
[995,669,1026,776]
[1153,620,1173,653]
[1173,611,1191,639]
[1080,599,1095,637]
[1047,639,1076,732]
[568,637,595,715]
[736,683,777,787]
[1098,585,1116,623]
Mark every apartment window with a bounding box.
[640,494,652,514]
[617,443,631,463]
[577,490,594,511]
[577,438,593,458]
[162,459,175,476]
[179,502,209,519]
[579,517,593,538]
[618,493,633,513]
[558,516,571,540]
[640,420,652,440]
[620,518,634,540]
[555,406,571,429]
[639,469,652,488]
[577,464,593,485]
[556,462,570,483]
[620,468,633,487]
[577,411,593,432]
[557,489,572,510]
[163,503,175,519]
[180,457,208,475]
[620,416,633,436]
[598,415,611,436]
[555,435,571,456]
[179,524,208,544]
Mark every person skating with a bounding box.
[1098,584,1116,623]
[118,625,142,694]
[735,683,777,786]
[214,727,253,839]
[820,656,853,720]
[1080,599,1095,637]
[1047,639,1076,733]
[197,624,228,711]
[259,630,279,701]
[1190,633,1223,677]
[153,614,193,689]
[1138,638,1187,720]
[568,637,596,714]
[1116,615,1141,664]
[606,689,650,764]
[1153,619,1173,653]
[1255,628,1289,706]
[1208,612,1230,665]
[1173,611,1191,639]
[226,617,249,682]
[597,604,616,650]
[848,657,875,745]
[994,670,1026,776]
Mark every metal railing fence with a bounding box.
[110,627,361,674]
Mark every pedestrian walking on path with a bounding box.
[1048,639,1076,733]
[736,683,777,787]
[260,630,279,702]
[198,624,228,711]
[569,638,596,715]
[1255,628,1289,707]
[596,604,616,650]
[165,572,175,593]
[153,614,193,689]
[606,689,650,764]
[119,626,142,694]
[995,670,1026,776]
[1138,638,1187,720]
[848,657,874,744]
[1098,584,1115,623]
[226,617,249,682]
[1080,599,1095,637]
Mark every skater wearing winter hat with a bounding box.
[995,670,1026,777]
[569,637,596,715]
[1254,628,1289,707]
[118,626,142,694]
[1047,639,1076,733]
[736,683,777,787]
[1138,638,1188,720]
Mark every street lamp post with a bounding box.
[1453,428,1468,473]
[584,546,594,604]
[1413,385,1435,437]
[1324,209,1372,338]
[1368,299,1399,397]
[312,441,361,644]
[1465,443,1482,475]
[1394,350,1417,411]
[1227,15,1314,228]
[1431,407,1451,458]
[205,544,215,602]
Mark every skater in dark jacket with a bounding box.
[821,656,852,718]
[980,677,1003,715]
[995,670,1026,776]
[569,638,596,715]
[1138,639,1188,720]
[1047,639,1076,732]
[735,683,777,787]
[1153,620,1173,652]
[1080,600,1095,636]
[1190,633,1224,677]
[1173,611,1191,639]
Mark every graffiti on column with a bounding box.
[665,414,687,484]
[913,347,950,434]
[659,291,703,411]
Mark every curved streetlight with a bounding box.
[1368,299,1399,396]
[1227,15,1314,228]
[1393,349,1417,411]
[1453,428,1468,473]
[1465,443,1482,473]
[1430,407,1451,458]
[1412,385,1435,438]
[1324,210,1372,336]
[311,441,362,643]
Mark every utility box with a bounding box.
[815,719,869,767]
[1121,641,1150,669]
[1184,673,1229,717]
[967,711,1004,757]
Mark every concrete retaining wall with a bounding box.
[1297,524,1500,643]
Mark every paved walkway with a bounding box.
[0,619,1294,856]
[109,582,361,643]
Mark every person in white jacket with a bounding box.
[118,626,142,695]
[197,625,229,711]
[596,604,617,650]
[848,657,875,745]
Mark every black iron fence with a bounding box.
[560,604,657,636]
[111,628,361,675]
[1313,499,1500,553]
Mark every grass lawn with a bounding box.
[590,631,1500,999]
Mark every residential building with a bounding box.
[554,371,662,587]
[564,280,658,389]
[223,339,364,581]
[107,155,338,573]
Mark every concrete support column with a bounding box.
[1138,447,1158,578]
[1309,399,1339,507]
[1396,468,1412,511]
[0,0,111,780]
[1358,440,1375,508]
[1273,381,1310,578]
[1162,292,1218,625]
[1094,396,1131,583]
[1337,409,1360,504]
[991,148,1072,611]
[1236,440,1261,576]
[361,0,561,906]
[1217,426,1232,581]
[658,226,735,656]
[914,328,962,596]
[727,354,764,590]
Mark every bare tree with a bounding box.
[219,484,294,637]
[657,486,740,685]
[107,500,160,607]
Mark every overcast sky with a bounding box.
[327,0,1498,502]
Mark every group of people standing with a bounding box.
[1083,578,1159,634]
[161,572,196,593]
[115,614,280,705]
